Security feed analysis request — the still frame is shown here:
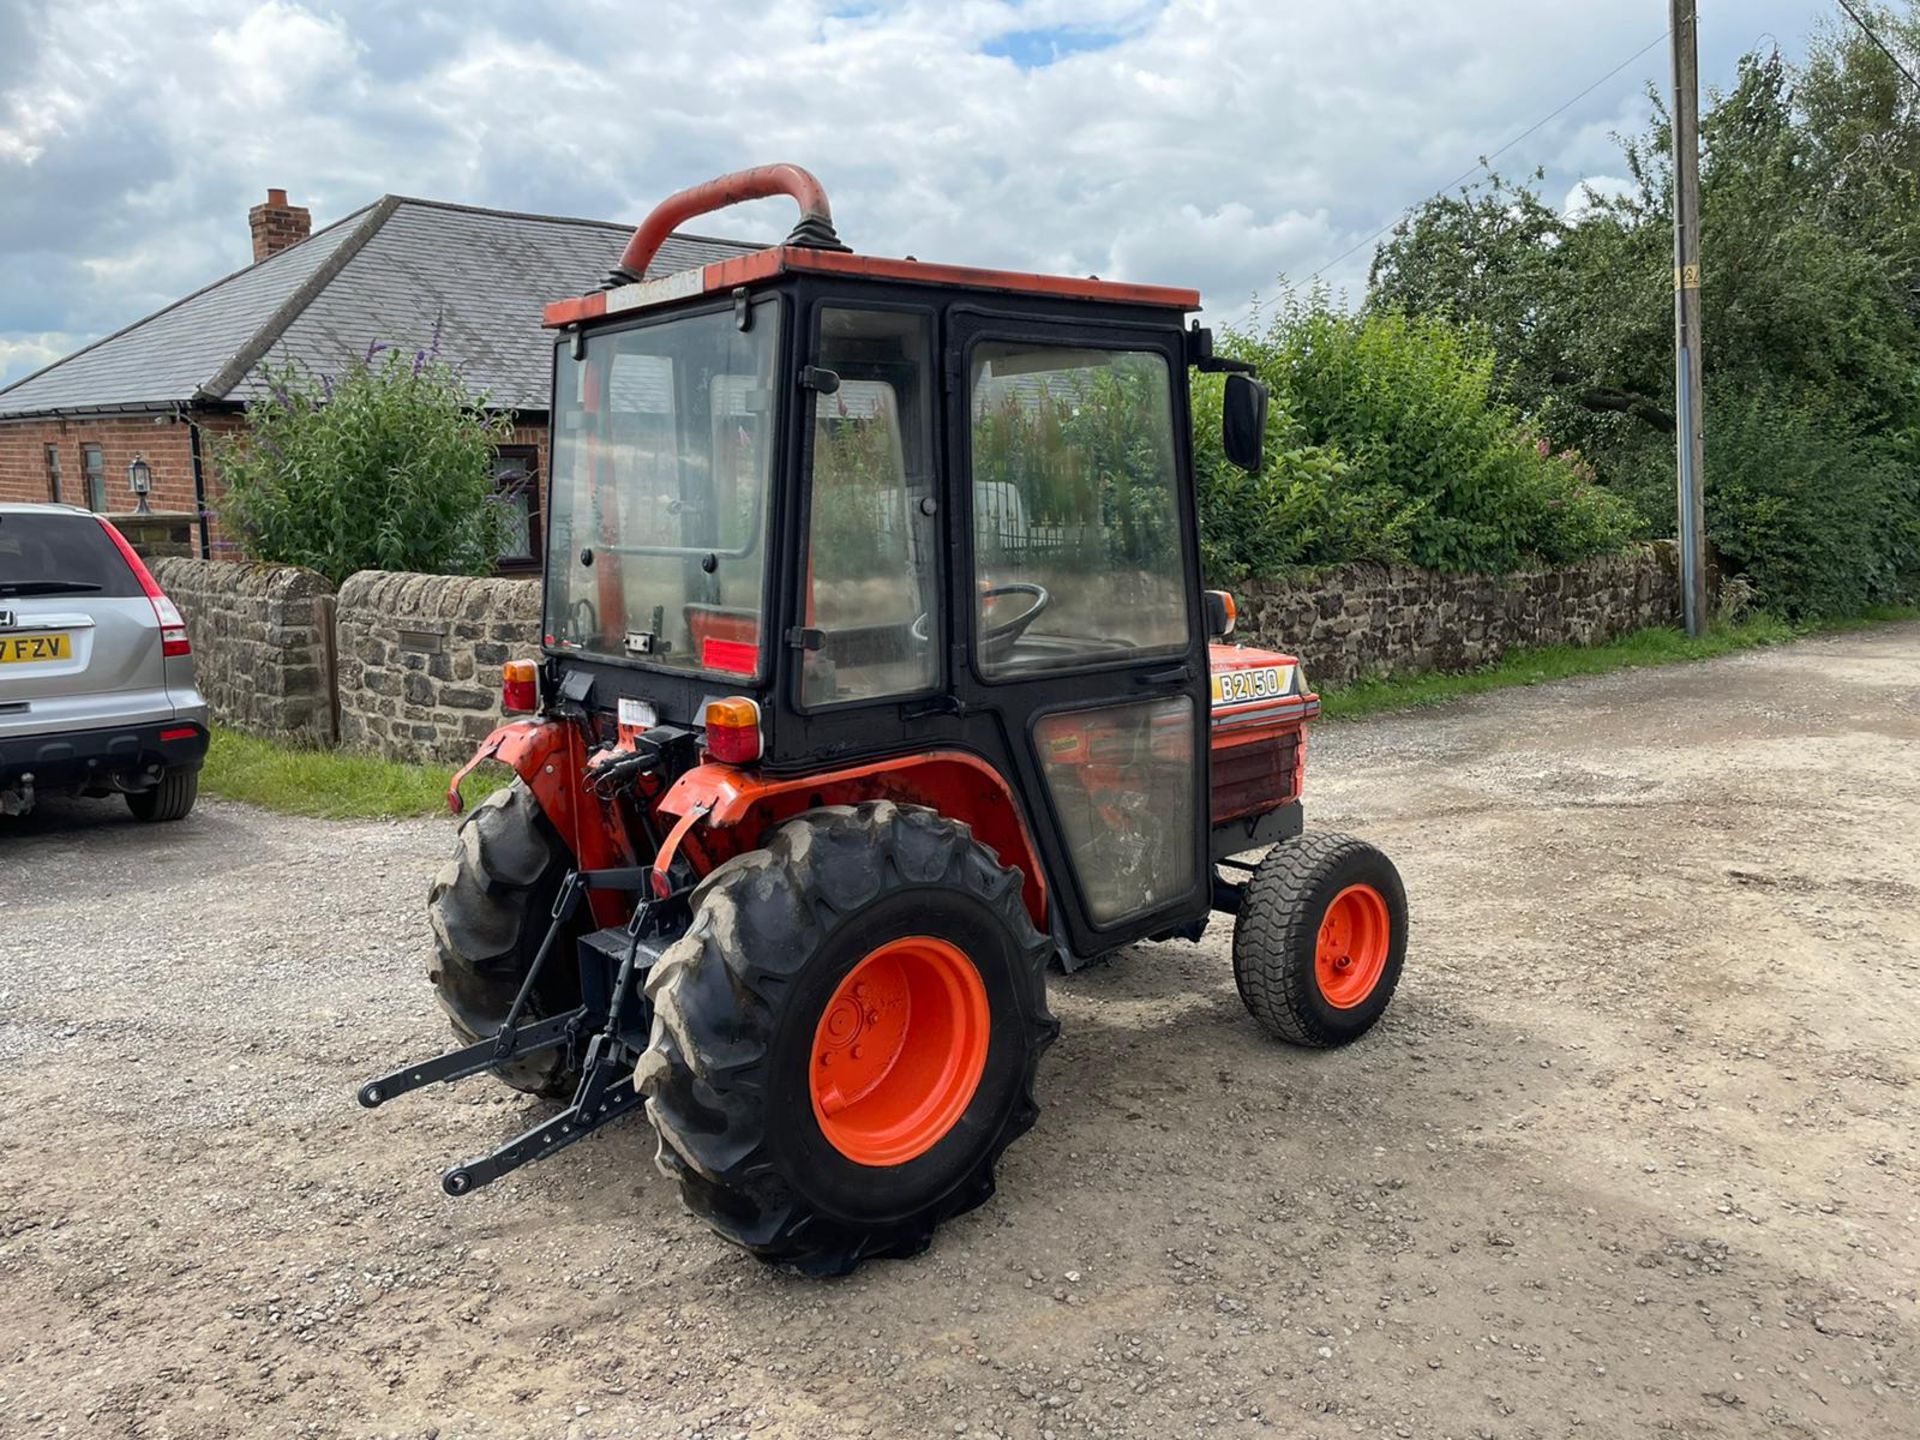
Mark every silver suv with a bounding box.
[0,503,209,821]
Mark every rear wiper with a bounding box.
[0,581,104,596]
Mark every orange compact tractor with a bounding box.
[360,165,1407,1274]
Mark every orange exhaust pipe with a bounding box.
[612,162,844,284]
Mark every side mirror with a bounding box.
[1222,373,1268,474]
[1203,590,1237,640]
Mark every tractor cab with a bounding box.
[378,167,1404,1277]
[528,164,1296,959]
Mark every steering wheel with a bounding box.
[568,597,599,647]
[909,582,1052,663]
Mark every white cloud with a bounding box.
[1563,175,1636,221]
[0,0,1833,371]
[1,332,80,387]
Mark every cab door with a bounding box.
[947,312,1212,959]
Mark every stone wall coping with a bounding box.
[152,556,337,602]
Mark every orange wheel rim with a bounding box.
[809,936,991,1167]
[1315,884,1391,1009]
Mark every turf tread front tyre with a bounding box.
[426,780,580,1098]
[639,800,1057,1276]
[1233,831,1406,1047]
[126,767,197,822]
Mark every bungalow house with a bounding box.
[0,190,757,568]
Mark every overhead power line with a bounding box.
[1834,0,1920,93]
[1294,29,1672,291]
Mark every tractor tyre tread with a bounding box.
[1232,831,1407,1047]
[639,800,1057,1276]
[426,779,580,1098]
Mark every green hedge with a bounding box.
[1194,296,1638,582]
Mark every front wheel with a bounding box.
[1232,832,1407,1046]
[638,801,1057,1275]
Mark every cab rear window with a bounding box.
[0,513,142,597]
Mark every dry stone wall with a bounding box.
[334,571,542,763]
[150,558,338,744]
[156,544,1681,765]
[1232,542,1681,687]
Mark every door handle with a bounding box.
[1137,664,1194,686]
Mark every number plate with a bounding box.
[0,632,71,664]
[1210,663,1291,706]
[617,697,658,742]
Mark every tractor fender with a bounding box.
[655,751,1049,927]
[448,719,573,820]
[449,718,637,927]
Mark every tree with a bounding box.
[1368,8,1920,616]
[217,349,515,587]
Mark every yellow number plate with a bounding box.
[0,632,72,664]
[1211,664,1292,706]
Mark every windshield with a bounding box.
[544,299,781,676]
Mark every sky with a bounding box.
[0,0,1845,388]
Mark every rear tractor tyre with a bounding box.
[126,767,198,822]
[1232,832,1407,1047]
[638,801,1058,1276]
[426,779,583,1099]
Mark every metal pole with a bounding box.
[1670,0,1709,636]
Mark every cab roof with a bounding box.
[543,245,1202,330]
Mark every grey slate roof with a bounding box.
[0,198,761,418]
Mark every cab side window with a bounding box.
[800,309,940,707]
[966,344,1189,677]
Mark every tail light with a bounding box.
[502,660,538,714]
[702,696,762,764]
[97,518,191,657]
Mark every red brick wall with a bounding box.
[1,408,550,569]
[0,412,200,514]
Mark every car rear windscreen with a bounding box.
[0,513,142,597]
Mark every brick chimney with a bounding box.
[248,187,311,262]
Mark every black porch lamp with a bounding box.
[127,456,152,515]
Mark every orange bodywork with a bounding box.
[656,750,1049,926]
[457,645,1314,935]
[449,718,637,926]
[543,246,1199,330]
[1206,642,1317,823]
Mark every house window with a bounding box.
[44,445,62,503]
[494,446,541,569]
[81,443,106,512]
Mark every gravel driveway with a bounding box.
[3,622,1917,1440]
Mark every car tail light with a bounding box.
[703,696,762,764]
[502,660,538,714]
[97,518,191,656]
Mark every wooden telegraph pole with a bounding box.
[1670,0,1709,635]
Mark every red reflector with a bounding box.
[159,726,199,742]
[701,637,758,675]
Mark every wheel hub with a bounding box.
[1314,884,1390,1009]
[809,936,990,1167]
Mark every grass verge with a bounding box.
[198,725,505,820]
[1317,608,1916,720]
